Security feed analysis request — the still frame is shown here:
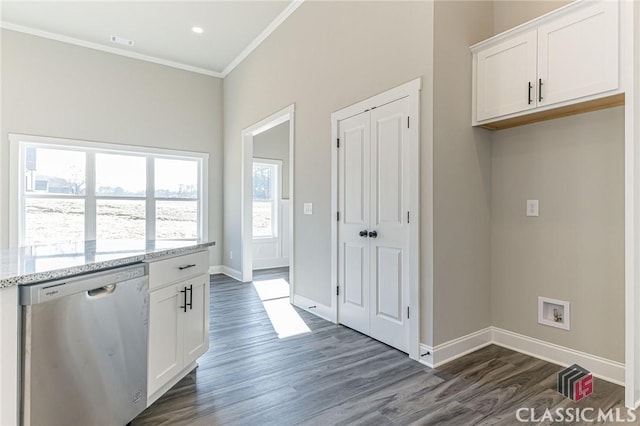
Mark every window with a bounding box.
[252,160,280,239]
[11,135,208,246]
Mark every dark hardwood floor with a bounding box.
[133,268,628,425]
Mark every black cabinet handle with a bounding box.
[179,264,196,270]
[528,82,533,105]
[187,284,193,310]
[359,230,368,237]
[368,230,378,238]
[180,287,187,312]
[538,78,543,102]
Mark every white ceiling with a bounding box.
[0,1,299,77]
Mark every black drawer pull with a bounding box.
[179,264,196,270]
[180,287,187,312]
[187,284,193,310]
[538,78,543,102]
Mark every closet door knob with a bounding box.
[368,230,378,238]
[359,230,368,237]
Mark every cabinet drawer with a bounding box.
[148,250,209,290]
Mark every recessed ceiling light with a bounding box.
[110,35,134,47]
[192,27,204,34]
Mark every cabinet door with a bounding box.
[148,283,183,397]
[537,1,618,107]
[183,274,210,366]
[476,30,537,121]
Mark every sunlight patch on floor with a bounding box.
[253,278,311,338]
[252,278,290,301]
[262,298,312,338]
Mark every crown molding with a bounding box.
[0,21,223,78]
[221,0,304,77]
[1,0,305,80]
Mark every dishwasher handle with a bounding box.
[87,284,117,297]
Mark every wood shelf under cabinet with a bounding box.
[478,93,625,131]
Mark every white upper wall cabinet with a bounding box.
[476,30,538,121]
[537,1,618,107]
[471,0,621,129]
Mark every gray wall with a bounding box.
[490,1,625,362]
[0,29,224,266]
[223,0,494,346]
[432,1,493,345]
[223,0,435,332]
[253,121,290,199]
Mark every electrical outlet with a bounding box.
[229,250,233,259]
[526,199,539,217]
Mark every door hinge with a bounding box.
[337,211,340,221]
[337,138,340,148]
[337,286,340,296]
[407,306,410,319]
[407,116,410,128]
[407,211,410,224]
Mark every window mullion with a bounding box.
[85,151,96,241]
[146,156,155,241]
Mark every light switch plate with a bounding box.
[526,199,539,217]
[303,203,313,215]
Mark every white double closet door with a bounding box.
[338,97,410,353]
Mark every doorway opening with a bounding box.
[241,105,295,303]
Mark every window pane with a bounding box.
[253,201,273,238]
[97,200,146,240]
[96,153,146,197]
[25,198,84,245]
[24,147,86,195]
[155,159,198,199]
[156,200,198,240]
[253,164,273,201]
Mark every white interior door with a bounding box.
[338,111,370,335]
[368,99,409,352]
[338,97,410,353]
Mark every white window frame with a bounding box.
[9,134,209,246]
[252,158,282,240]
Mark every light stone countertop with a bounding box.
[0,239,215,288]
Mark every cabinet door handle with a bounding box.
[179,264,196,270]
[528,82,533,105]
[180,287,187,312]
[187,284,193,310]
[538,78,543,102]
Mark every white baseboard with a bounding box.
[491,327,625,386]
[433,328,493,367]
[208,265,223,275]
[293,294,334,323]
[418,326,624,386]
[252,258,289,270]
[419,344,434,368]
[209,265,243,282]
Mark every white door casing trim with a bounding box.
[240,105,295,301]
[330,78,422,360]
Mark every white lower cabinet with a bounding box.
[146,252,210,405]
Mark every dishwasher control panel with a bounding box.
[20,264,148,305]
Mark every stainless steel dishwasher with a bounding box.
[20,264,149,426]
